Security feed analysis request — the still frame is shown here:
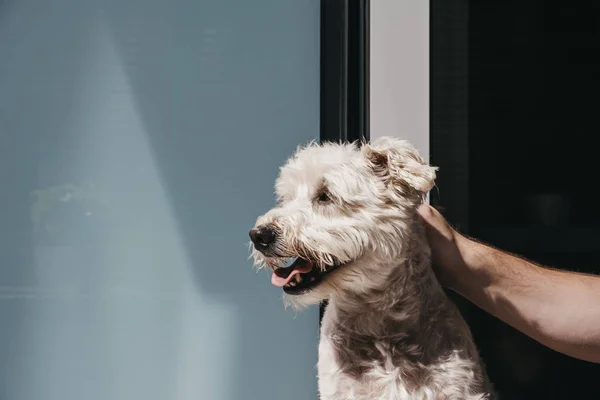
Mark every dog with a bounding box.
[249,137,492,399]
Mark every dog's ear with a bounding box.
[362,137,437,194]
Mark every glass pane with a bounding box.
[0,1,320,399]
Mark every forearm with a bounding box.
[455,236,600,363]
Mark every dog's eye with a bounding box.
[317,191,331,203]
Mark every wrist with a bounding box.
[452,233,493,293]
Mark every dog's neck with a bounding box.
[326,218,451,339]
[321,218,481,376]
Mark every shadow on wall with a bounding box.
[0,1,319,399]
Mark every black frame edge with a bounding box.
[320,0,370,145]
[319,0,370,323]
[429,0,469,232]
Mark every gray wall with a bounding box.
[0,1,319,399]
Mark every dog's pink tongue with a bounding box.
[271,259,313,287]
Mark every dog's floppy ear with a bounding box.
[362,137,437,193]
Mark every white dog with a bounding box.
[249,137,492,400]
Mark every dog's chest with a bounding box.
[317,305,489,400]
[318,334,419,400]
[318,307,420,400]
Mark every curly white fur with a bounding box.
[250,137,494,399]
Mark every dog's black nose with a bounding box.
[249,225,277,248]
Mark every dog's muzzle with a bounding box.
[250,224,343,295]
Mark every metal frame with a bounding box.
[320,0,370,144]
[429,0,469,232]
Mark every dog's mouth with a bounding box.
[271,258,340,295]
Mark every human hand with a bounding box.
[417,204,478,291]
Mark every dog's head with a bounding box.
[249,137,437,309]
